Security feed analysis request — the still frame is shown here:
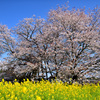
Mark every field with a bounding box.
[0,79,100,100]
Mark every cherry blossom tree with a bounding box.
[42,6,100,82]
[0,24,16,55]
[0,5,100,83]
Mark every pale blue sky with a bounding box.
[0,0,100,60]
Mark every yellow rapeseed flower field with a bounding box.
[0,79,100,100]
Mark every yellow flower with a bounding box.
[15,97,18,100]
[0,79,100,100]
[36,96,41,100]
[1,97,4,100]
[6,94,10,98]
[2,79,4,82]
[22,87,27,93]
[14,79,17,82]
[52,96,54,99]
[11,95,15,99]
